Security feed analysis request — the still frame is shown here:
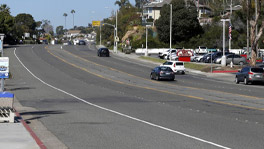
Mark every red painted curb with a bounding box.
[15,111,47,149]
[212,70,238,73]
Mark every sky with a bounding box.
[1,0,135,29]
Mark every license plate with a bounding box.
[166,73,171,75]
[255,75,262,78]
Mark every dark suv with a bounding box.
[97,48,110,57]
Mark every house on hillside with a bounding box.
[142,0,172,26]
[65,30,81,38]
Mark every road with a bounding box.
[5,44,264,149]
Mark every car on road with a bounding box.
[160,61,185,74]
[97,48,110,57]
[150,66,175,81]
[235,67,264,85]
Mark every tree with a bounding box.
[249,1,264,66]
[56,26,64,36]
[71,10,75,28]
[115,0,131,8]
[135,0,148,9]
[63,13,68,29]
[155,0,203,44]
[41,20,53,35]
[0,4,10,14]
[0,4,14,44]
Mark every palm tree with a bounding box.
[114,0,130,8]
[0,4,10,14]
[71,10,75,29]
[63,13,68,29]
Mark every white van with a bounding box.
[160,61,185,74]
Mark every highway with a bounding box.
[5,44,264,149]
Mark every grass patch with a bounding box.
[184,62,209,71]
[139,56,166,63]
[139,56,210,71]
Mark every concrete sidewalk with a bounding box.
[0,122,40,149]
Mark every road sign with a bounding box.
[0,57,9,78]
[92,21,101,27]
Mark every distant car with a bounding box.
[160,61,185,74]
[78,40,86,45]
[150,66,175,81]
[97,48,110,57]
[235,67,264,85]
[193,53,206,62]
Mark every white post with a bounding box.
[100,22,102,46]
[115,10,118,53]
[221,19,230,67]
[145,26,148,56]
[170,4,172,61]
[0,34,4,92]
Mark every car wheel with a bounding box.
[244,77,248,85]
[155,75,159,81]
[235,77,239,84]
[239,61,244,66]
[150,74,154,80]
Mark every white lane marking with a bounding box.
[14,48,231,149]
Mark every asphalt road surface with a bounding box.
[5,44,264,149]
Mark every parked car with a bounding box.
[212,52,234,63]
[235,67,264,85]
[159,49,177,59]
[160,61,185,74]
[150,66,175,81]
[226,54,246,65]
[97,48,110,57]
[214,54,246,65]
[79,40,86,45]
[193,53,206,62]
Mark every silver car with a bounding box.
[235,67,264,85]
[215,54,246,65]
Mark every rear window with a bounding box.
[251,68,264,73]
[176,62,183,66]
[163,62,173,65]
[160,67,173,72]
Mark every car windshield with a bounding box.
[251,68,264,73]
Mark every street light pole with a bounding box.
[100,22,102,46]
[115,10,118,53]
[221,19,230,67]
[0,34,5,92]
[170,4,172,61]
[145,25,151,57]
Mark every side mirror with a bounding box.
[238,69,241,73]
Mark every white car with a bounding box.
[160,61,185,74]
[159,49,177,59]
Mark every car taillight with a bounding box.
[248,72,253,75]
[174,63,176,67]
[160,71,164,74]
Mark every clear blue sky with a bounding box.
[1,0,135,29]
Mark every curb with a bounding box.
[212,70,238,73]
[15,111,47,149]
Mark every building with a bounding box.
[65,30,81,38]
[142,0,172,26]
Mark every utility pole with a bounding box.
[247,0,249,58]
[170,4,172,61]
[221,19,230,67]
[0,34,4,92]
